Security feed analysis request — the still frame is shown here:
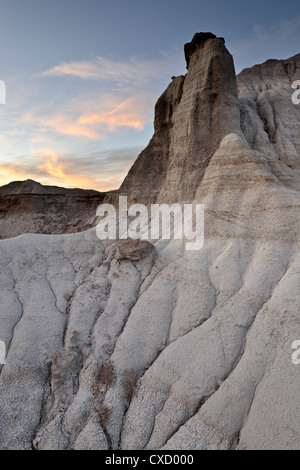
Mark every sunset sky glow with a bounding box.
[0,0,299,191]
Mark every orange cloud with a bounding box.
[38,155,100,189]
[23,113,101,140]
[0,163,40,187]
[22,95,147,141]
[0,157,123,191]
[78,97,145,131]
[43,118,100,139]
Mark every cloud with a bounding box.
[0,159,45,186]
[23,111,102,140]
[0,146,142,191]
[31,54,177,141]
[231,17,300,72]
[78,96,146,131]
[65,146,143,176]
[38,154,100,189]
[22,93,150,140]
[1,52,183,190]
[40,55,174,87]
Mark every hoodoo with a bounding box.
[120,33,240,204]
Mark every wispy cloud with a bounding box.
[0,146,142,190]
[232,17,300,72]
[40,55,174,87]
[23,111,102,140]
[0,52,183,189]
[0,159,45,186]
[22,93,150,140]
[38,154,100,188]
[78,96,146,131]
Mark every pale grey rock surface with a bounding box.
[0,34,299,450]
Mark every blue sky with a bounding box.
[0,0,299,190]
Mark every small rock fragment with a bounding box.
[115,239,154,261]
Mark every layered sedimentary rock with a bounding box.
[238,54,300,190]
[0,180,105,239]
[0,34,300,450]
[120,34,240,203]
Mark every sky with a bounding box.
[0,0,299,191]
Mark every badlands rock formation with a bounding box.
[0,180,105,239]
[120,33,240,203]
[0,179,102,196]
[0,34,299,450]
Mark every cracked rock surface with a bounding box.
[0,34,300,450]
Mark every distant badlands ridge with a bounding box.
[0,179,106,239]
[0,179,102,196]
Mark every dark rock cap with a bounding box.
[184,32,224,68]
